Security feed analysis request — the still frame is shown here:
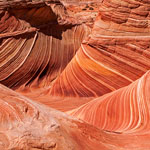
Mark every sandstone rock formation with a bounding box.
[50,0,150,97]
[0,83,112,150]
[1,0,150,149]
[0,0,97,112]
[1,83,150,150]
[69,71,150,133]
[0,0,90,92]
[62,1,101,28]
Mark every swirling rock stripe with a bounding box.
[0,83,140,150]
[50,39,150,97]
[68,71,150,134]
[50,0,150,97]
[0,7,90,90]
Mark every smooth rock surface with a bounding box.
[0,83,143,150]
[1,0,150,149]
[50,0,150,97]
[69,71,150,133]
[0,0,90,91]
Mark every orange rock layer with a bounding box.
[1,82,150,149]
[69,71,150,134]
[50,39,150,97]
[50,0,150,97]
[0,83,111,150]
[0,0,90,91]
[1,0,150,149]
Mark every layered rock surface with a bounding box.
[1,83,150,150]
[0,0,97,112]
[0,83,115,150]
[0,0,90,92]
[50,0,150,97]
[69,71,150,133]
[1,0,150,149]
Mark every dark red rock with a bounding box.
[0,0,90,92]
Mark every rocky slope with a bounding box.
[1,0,150,149]
[0,0,99,111]
[50,0,150,97]
[0,0,90,92]
[0,83,116,150]
[1,83,150,150]
[69,70,150,133]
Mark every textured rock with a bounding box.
[1,0,150,149]
[0,83,104,150]
[0,0,90,91]
[50,0,150,97]
[0,83,146,150]
[62,1,101,27]
[68,71,150,134]
[1,84,150,150]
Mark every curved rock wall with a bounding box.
[2,83,147,150]
[69,71,150,134]
[50,0,150,97]
[0,0,90,91]
[0,83,108,150]
[1,0,150,149]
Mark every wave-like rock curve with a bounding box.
[69,71,150,134]
[1,83,150,149]
[1,83,146,150]
[0,0,90,91]
[0,83,109,149]
[50,0,150,97]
